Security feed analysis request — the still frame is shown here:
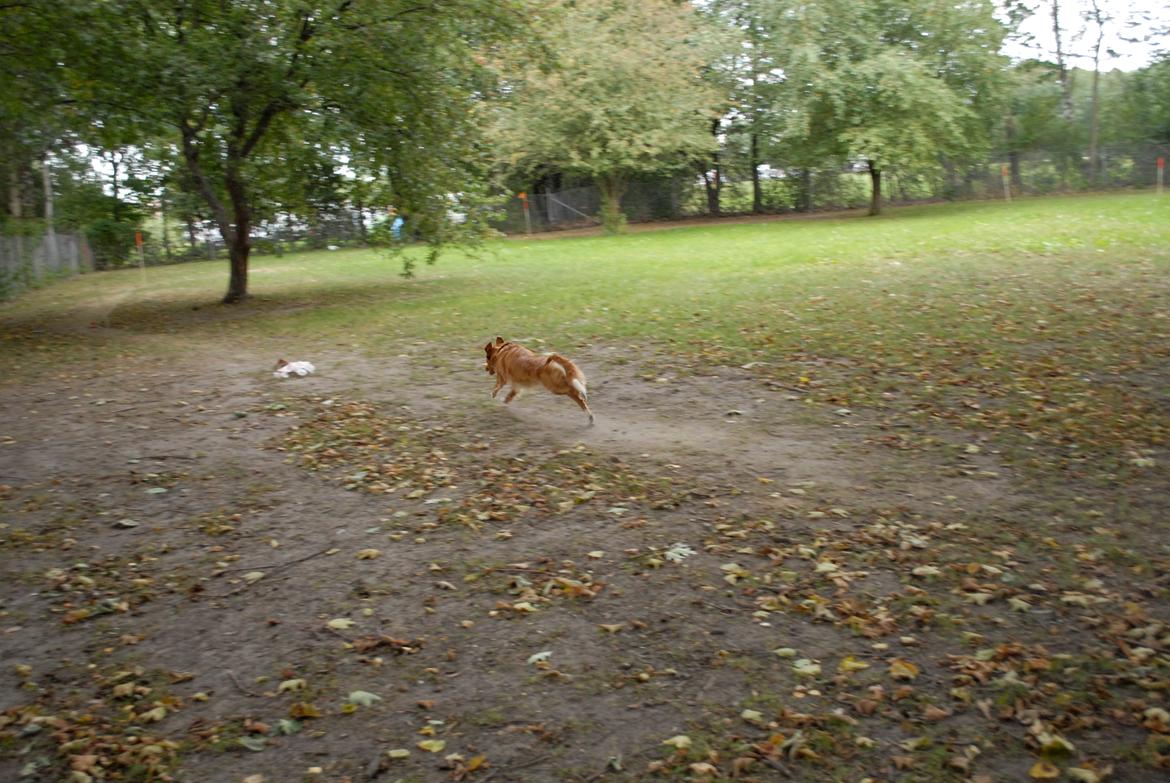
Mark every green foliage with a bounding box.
[52,0,527,300]
[497,0,726,233]
[85,219,139,270]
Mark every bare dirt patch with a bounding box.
[2,333,1167,783]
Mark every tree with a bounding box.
[497,0,724,234]
[62,0,524,302]
[771,0,1007,215]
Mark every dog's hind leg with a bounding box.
[504,387,522,404]
[568,389,594,426]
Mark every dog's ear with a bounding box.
[495,336,505,345]
[484,342,493,355]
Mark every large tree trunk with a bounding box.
[1086,0,1105,185]
[41,154,58,271]
[597,174,627,235]
[1050,0,1073,121]
[223,165,251,303]
[7,167,21,218]
[796,168,813,213]
[868,161,882,216]
[701,118,721,216]
[181,121,252,303]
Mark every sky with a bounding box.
[1002,0,1169,71]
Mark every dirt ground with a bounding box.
[1,319,1167,782]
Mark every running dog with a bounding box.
[483,337,593,425]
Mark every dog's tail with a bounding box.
[546,354,587,399]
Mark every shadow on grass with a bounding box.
[3,269,465,340]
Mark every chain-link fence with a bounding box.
[0,232,92,299]
[493,142,1170,234]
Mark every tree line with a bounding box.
[2,0,1167,302]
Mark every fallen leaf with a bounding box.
[839,656,870,673]
[662,735,692,749]
[417,739,446,753]
[356,549,382,560]
[346,690,381,707]
[889,659,919,681]
[1029,760,1061,779]
[326,618,355,630]
[793,659,822,677]
[277,678,306,693]
[741,709,764,724]
[289,702,321,719]
[138,706,167,723]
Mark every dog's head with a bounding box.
[483,336,506,374]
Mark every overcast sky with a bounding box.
[1002,0,1169,71]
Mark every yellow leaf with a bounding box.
[662,735,692,749]
[889,659,919,681]
[243,571,265,584]
[417,739,446,753]
[467,755,487,771]
[357,549,382,560]
[326,618,355,630]
[598,623,624,634]
[138,706,167,723]
[387,749,411,760]
[1029,760,1061,779]
[838,656,870,673]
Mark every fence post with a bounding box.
[1001,164,1012,202]
[1158,157,1165,196]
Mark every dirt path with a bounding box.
[2,332,1165,783]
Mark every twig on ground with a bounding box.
[220,547,333,574]
[225,670,263,697]
[480,753,550,782]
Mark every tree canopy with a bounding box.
[496,0,726,234]
[44,0,527,301]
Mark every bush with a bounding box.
[86,219,138,269]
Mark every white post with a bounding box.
[41,155,59,272]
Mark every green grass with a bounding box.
[5,192,1169,471]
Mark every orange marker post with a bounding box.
[519,191,531,235]
[135,230,147,283]
[1158,157,1165,196]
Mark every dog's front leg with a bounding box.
[491,378,505,398]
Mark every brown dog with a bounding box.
[483,336,594,425]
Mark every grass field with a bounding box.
[2,192,1169,782]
